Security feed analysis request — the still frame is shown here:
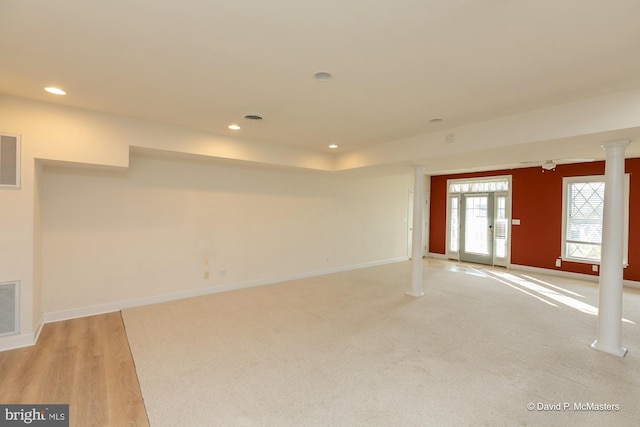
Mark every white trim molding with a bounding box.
[509,263,640,290]
[42,257,410,324]
[0,316,44,352]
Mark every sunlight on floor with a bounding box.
[479,269,636,325]
[428,259,637,324]
[478,270,558,307]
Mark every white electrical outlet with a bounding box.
[555,259,561,267]
[592,265,599,272]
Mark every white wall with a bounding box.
[40,151,412,315]
[3,87,640,350]
[0,95,336,349]
[0,134,36,346]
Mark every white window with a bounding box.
[562,175,629,264]
[494,195,508,259]
[449,195,459,253]
[448,177,509,194]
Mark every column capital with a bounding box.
[601,140,630,150]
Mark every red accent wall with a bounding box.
[429,158,640,282]
[627,158,640,280]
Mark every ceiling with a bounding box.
[2,1,640,170]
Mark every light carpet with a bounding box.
[122,260,640,426]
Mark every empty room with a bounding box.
[1,1,640,426]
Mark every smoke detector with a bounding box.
[541,160,556,170]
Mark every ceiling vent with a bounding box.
[0,281,19,336]
[0,134,20,188]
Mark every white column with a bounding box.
[591,140,629,357]
[408,166,425,297]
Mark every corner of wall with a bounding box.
[32,159,44,338]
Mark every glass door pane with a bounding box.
[464,196,489,255]
[449,196,459,253]
[494,194,508,260]
[460,194,494,265]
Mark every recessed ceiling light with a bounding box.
[430,118,443,123]
[44,87,66,95]
[329,144,338,149]
[314,71,332,82]
[244,114,263,121]
[228,124,240,130]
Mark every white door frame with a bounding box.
[445,176,512,266]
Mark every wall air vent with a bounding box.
[0,281,19,336]
[0,134,21,188]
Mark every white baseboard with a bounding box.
[623,280,640,289]
[43,257,410,324]
[37,257,640,326]
[0,316,44,352]
[4,256,637,353]
[5,258,409,351]
[34,315,45,342]
[508,263,640,289]
[0,332,36,352]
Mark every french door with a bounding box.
[447,179,510,266]
[459,193,494,264]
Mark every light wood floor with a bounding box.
[0,312,148,427]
